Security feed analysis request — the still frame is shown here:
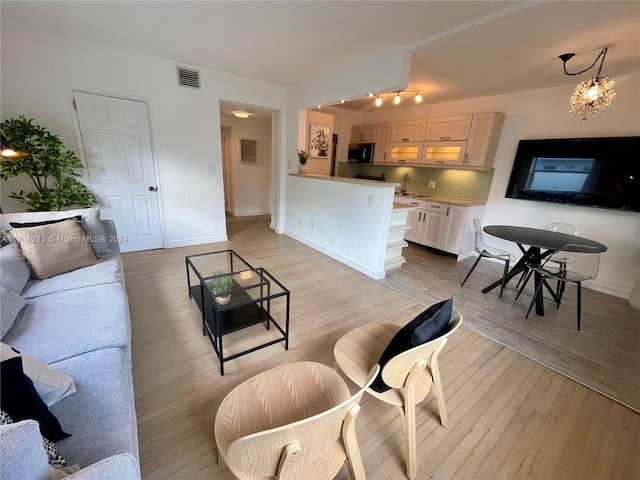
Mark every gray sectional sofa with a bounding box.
[0,208,140,479]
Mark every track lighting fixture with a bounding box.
[394,92,401,105]
[375,95,382,107]
[414,91,423,104]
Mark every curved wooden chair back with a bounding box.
[224,365,379,480]
[381,312,462,390]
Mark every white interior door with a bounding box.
[74,91,163,252]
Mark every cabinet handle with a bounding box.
[384,152,387,161]
[431,205,441,208]
[402,138,410,142]
[435,161,445,164]
[399,159,406,164]
[440,136,450,140]
[464,152,469,164]
[446,207,450,216]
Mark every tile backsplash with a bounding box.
[337,163,494,201]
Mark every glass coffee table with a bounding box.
[186,250,290,375]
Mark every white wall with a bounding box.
[1,22,286,247]
[356,73,640,298]
[222,117,272,216]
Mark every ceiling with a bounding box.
[2,1,639,116]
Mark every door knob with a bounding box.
[149,186,158,192]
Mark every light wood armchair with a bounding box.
[334,312,462,480]
[214,361,378,480]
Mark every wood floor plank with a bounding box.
[125,215,640,479]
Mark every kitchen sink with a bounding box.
[396,192,425,197]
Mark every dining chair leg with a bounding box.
[525,280,544,319]
[396,407,407,436]
[431,358,448,427]
[515,269,533,301]
[461,254,483,287]
[404,403,417,480]
[342,404,366,480]
[576,281,582,330]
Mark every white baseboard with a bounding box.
[283,229,386,280]
[456,250,476,261]
[229,210,271,217]
[166,235,228,248]
[583,280,629,299]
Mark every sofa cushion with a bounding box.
[0,244,31,294]
[0,420,51,480]
[1,208,111,255]
[65,454,140,480]
[1,286,27,339]
[1,343,76,406]
[7,219,101,280]
[51,348,138,468]
[0,357,70,442]
[22,252,123,299]
[2,283,131,364]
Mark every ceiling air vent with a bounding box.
[177,66,200,90]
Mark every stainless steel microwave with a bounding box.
[348,143,375,163]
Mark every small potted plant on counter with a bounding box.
[297,149,308,173]
[207,270,235,305]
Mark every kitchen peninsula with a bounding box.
[284,174,413,279]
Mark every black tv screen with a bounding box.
[506,137,640,212]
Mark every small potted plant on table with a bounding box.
[297,150,308,173]
[208,270,236,305]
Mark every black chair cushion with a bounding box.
[371,298,452,393]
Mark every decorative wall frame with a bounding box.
[240,139,257,163]
[309,124,331,158]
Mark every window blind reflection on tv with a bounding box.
[506,137,640,212]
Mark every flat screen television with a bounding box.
[505,137,640,212]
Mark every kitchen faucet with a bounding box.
[400,173,408,194]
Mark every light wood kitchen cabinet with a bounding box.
[422,140,468,166]
[374,123,391,163]
[395,196,486,257]
[390,119,427,142]
[388,142,423,164]
[463,112,505,169]
[424,115,473,141]
[351,124,378,143]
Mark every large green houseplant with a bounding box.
[1,115,97,211]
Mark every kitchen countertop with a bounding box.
[290,173,400,188]
[394,193,485,207]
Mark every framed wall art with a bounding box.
[309,124,331,158]
[240,139,257,163]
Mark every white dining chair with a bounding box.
[461,219,516,298]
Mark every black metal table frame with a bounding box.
[481,226,607,316]
[186,250,290,375]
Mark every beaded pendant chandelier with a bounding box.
[559,48,616,121]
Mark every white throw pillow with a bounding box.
[0,343,76,406]
[0,244,31,294]
[1,286,27,338]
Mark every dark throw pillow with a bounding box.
[0,357,70,442]
[9,215,82,229]
[371,298,453,393]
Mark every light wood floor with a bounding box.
[381,243,640,413]
[124,216,640,480]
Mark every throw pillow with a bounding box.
[0,243,31,294]
[371,298,453,393]
[0,410,67,467]
[1,343,76,406]
[0,356,70,442]
[9,215,82,229]
[0,208,111,255]
[7,219,101,279]
[1,286,27,339]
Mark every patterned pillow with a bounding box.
[0,410,67,467]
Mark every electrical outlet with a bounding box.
[428,180,436,189]
[298,219,302,227]
[368,195,374,207]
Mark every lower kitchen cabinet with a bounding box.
[396,196,485,257]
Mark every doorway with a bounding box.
[74,91,164,252]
